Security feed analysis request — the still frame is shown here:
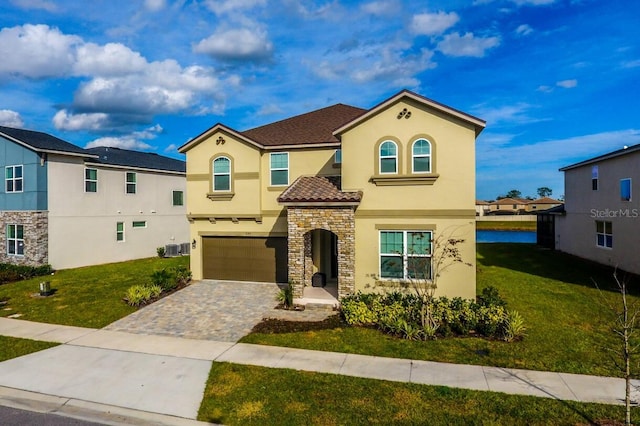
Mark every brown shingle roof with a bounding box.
[528,197,562,204]
[278,176,362,204]
[241,104,366,147]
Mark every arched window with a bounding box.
[212,156,231,191]
[412,139,431,173]
[379,141,397,174]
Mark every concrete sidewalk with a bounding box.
[1,317,638,424]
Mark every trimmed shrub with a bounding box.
[0,263,53,285]
[151,269,175,291]
[125,285,154,306]
[340,287,522,341]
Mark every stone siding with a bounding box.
[0,211,49,266]
[286,206,355,299]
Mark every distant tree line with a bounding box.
[494,187,554,201]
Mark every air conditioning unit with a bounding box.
[165,244,179,257]
[179,242,190,255]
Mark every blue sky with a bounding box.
[0,0,638,200]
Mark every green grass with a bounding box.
[0,336,58,362]
[0,256,189,328]
[242,243,636,377]
[476,220,536,231]
[198,362,637,425]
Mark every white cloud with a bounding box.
[537,85,553,93]
[0,24,81,78]
[0,110,24,127]
[10,0,57,11]
[74,43,148,77]
[515,24,533,36]
[556,79,577,88]
[436,32,500,57]
[53,110,110,131]
[144,0,166,11]
[510,0,555,5]
[621,59,640,69]
[84,125,163,151]
[410,11,459,36]
[472,102,545,125]
[193,28,273,62]
[361,1,397,16]
[257,104,284,116]
[203,0,266,15]
[164,143,178,152]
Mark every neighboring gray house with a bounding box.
[0,126,188,269]
[556,144,640,275]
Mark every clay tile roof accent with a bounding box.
[241,104,366,147]
[528,197,562,204]
[278,175,362,204]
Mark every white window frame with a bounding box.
[6,224,25,256]
[621,178,632,202]
[334,149,342,164]
[85,168,98,193]
[116,222,125,242]
[5,165,23,193]
[172,190,184,206]
[212,156,231,191]
[126,172,137,194]
[411,139,432,173]
[270,152,289,186]
[379,230,433,280]
[132,221,147,228]
[379,141,398,174]
[596,220,612,249]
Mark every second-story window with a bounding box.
[412,139,431,173]
[621,178,632,201]
[85,168,97,193]
[126,172,137,194]
[379,141,397,174]
[592,165,598,191]
[270,152,289,186]
[213,157,231,191]
[334,149,342,164]
[172,190,184,206]
[5,165,23,193]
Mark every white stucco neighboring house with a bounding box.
[0,126,189,269]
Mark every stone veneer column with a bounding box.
[285,206,356,300]
[0,211,49,266]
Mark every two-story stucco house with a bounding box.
[555,144,640,275]
[0,126,189,269]
[179,90,485,300]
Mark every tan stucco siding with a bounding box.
[340,98,476,211]
[354,216,476,299]
[47,155,188,269]
[557,152,640,275]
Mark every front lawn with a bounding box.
[0,336,57,362]
[242,243,635,377]
[0,256,189,328]
[198,362,636,425]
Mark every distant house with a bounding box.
[487,197,528,215]
[525,197,562,212]
[555,144,640,275]
[475,200,490,217]
[179,90,485,300]
[0,126,189,269]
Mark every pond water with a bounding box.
[476,230,536,243]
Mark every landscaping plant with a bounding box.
[276,283,294,309]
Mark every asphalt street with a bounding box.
[0,405,106,426]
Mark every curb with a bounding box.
[0,386,217,426]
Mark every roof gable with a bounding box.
[0,125,95,158]
[178,123,262,153]
[333,90,486,137]
[85,147,185,173]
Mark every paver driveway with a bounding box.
[105,280,280,342]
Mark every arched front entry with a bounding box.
[286,206,356,300]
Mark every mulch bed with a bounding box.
[250,314,346,334]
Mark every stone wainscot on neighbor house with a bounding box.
[179,90,486,301]
[0,126,189,270]
[554,143,640,275]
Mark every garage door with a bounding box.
[202,236,288,283]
